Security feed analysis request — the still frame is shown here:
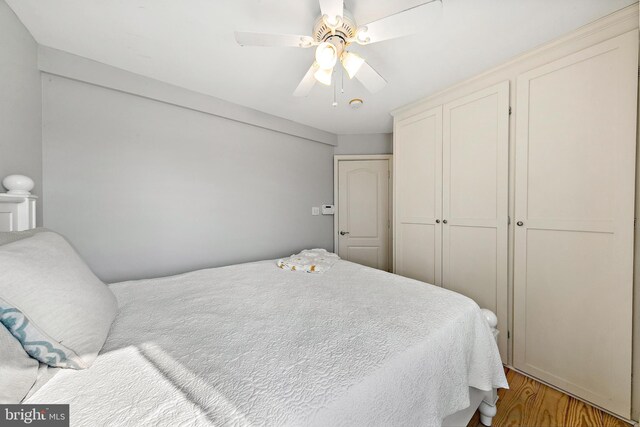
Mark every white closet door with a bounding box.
[394,106,442,285]
[442,81,509,359]
[513,31,638,417]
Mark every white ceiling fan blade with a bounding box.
[319,0,344,26]
[235,32,314,48]
[355,61,387,93]
[293,63,319,97]
[357,1,442,44]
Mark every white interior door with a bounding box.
[442,81,509,359]
[513,31,638,417]
[337,159,390,271]
[394,106,443,284]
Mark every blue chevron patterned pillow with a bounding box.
[0,232,117,369]
[0,300,84,369]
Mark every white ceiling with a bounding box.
[7,0,636,134]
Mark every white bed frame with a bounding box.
[442,308,500,427]
[0,193,37,231]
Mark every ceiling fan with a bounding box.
[235,0,442,97]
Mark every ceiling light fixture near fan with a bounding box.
[315,42,338,70]
[314,66,333,86]
[341,51,365,79]
[235,0,442,97]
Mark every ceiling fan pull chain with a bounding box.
[341,65,344,94]
[332,69,338,107]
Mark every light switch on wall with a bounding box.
[311,207,320,216]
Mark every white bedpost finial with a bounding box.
[480,308,498,328]
[480,308,499,342]
[2,175,34,196]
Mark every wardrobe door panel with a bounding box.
[397,223,437,284]
[513,31,638,417]
[394,107,442,285]
[446,226,497,312]
[442,81,509,359]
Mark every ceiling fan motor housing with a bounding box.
[313,10,357,47]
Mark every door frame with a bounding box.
[333,155,393,266]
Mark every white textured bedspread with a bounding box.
[26,260,507,426]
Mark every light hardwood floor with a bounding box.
[467,369,632,427]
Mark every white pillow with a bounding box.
[0,324,38,403]
[0,232,117,369]
[0,227,48,246]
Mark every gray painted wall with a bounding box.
[39,47,337,147]
[42,74,334,283]
[334,134,393,155]
[0,0,42,223]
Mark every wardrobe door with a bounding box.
[394,106,442,285]
[513,31,638,417]
[442,81,509,359]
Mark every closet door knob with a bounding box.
[435,219,440,224]
[442,220,448,224]
[516,221,524,226]
[339,231,350,236]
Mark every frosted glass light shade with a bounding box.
[315,42,337,70]
[2,175,34,195]
[341,51,365,79]
[314,67,333,86]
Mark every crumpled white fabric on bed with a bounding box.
[25,260,507,426]
[276,248,340,273]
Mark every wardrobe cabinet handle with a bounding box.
[517,221,524,226]
[442,220,448,224]
[435,219,440,224]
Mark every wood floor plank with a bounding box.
[466,369,632,427]
[492,369,542,426]
[602,412,634,427]
[529,384,602,427]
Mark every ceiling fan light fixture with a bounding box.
[341,51,365,79]
[314,66,333,86]
[315,42,338,69]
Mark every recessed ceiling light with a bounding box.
[349,98,364,109]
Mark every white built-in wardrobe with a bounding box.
[392,5,639,420]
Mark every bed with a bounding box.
[2,231,507,426]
